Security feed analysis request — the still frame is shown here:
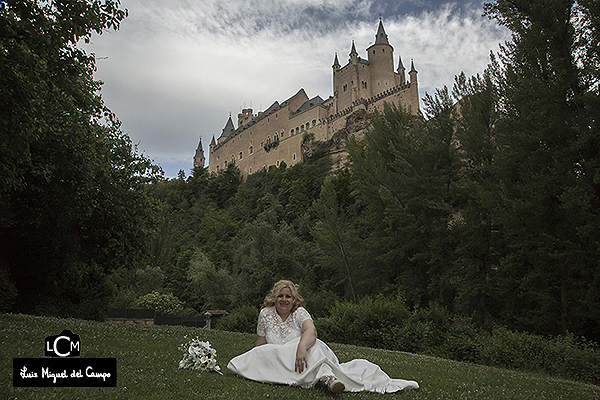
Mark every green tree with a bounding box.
[206,164,242,209]
[187,248,233,311]
[484,0,600,338]
[312,176,360,301]
[0,0,160,318]
[349,100,461,307]
[232,211,309,306]
[446,72,503,328]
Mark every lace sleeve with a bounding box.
[294,307,312,330]
[257,308,267,336]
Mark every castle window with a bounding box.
[239,152,243,160]
[312,119,316,127]
[293,153,296,161]
[249,167,252,174]
[296,127,299,134]
[260,141,264,148]
[249,145,253,154]
[305,123,309,130]
[301,125,304,132]
[276,160,280,167]
[224,161,227,167]
[216,166,219,172]
[291,129,294,135]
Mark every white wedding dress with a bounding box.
[227,307,419,393]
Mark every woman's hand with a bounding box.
[295,344,308,373]
[295,319,317,373]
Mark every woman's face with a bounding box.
[275,287,294,317]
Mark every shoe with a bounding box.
[319,375,345,394]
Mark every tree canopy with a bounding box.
[1,0,598,344]
[137,0,600,342]
[0,0,160,318]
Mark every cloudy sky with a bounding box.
[82,0,510,178]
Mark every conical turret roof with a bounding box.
[194,137,204,158]
[350,40,357,55]
[221,116,235,138]
[410,59,417,72]
[374,19,389,45]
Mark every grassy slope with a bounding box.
[1,313,599,400]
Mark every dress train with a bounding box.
[227,338,419,393]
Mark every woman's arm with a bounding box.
[255,335,267,347]
[295,319,317,373]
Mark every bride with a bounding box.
[227,280,419,393]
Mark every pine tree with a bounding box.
[484,0,600,337]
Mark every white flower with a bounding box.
[178,338,222,375]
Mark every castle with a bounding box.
[194,20,420,176]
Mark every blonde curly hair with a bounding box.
[263,280,306,312]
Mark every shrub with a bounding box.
[437,316,483,362]
[315,296,600,385]
[316,294,410,349]
[479,326,600,385]
[216,304,259,334]
[304,289,340,319]
[135,291,184,315]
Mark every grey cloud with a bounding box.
[87,0,508,177]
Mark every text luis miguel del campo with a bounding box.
[13,329,117,387]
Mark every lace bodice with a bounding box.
[257,306,312,345]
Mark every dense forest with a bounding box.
[1,0,599,347]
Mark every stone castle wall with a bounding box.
[202,22,420,177]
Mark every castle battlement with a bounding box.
[195,20,420,176]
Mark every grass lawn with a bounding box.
[1,313,599,399]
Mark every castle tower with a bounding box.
[332,52,340,70]
[193,137,205,168]
[204,20,421,176]
[397,55,406,85]
[366,19,395,94]
[349,40,358,64]
[409,59,418,84]
[332,53,340,113]
[348,41,361,103]
[238,109,254,127]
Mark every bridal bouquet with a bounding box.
[178,337,222,375]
